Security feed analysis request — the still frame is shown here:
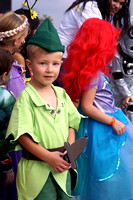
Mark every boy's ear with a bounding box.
[26,59,32,71]
[1,72,8,82]
[61,60,63,66]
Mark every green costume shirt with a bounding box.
[0,87,16,172]
[6,83,82,200]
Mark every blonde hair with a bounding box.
[27,44,45,60]
[0,11,28,46]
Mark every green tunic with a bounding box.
[6,83,82,200]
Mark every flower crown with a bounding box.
[0,15,28,41]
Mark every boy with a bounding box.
[6,18,82,200]
[0,48,16,196]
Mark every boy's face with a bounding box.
[26,49,63,87]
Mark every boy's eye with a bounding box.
[53,62,59,66]
[41,62,46,65]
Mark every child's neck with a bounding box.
[31,82,57,109]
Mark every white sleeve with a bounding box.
[76,2,102,28]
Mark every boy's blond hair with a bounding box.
[27,44,45,60]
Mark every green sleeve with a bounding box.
[66,93,82,131]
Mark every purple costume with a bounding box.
[6,60,26,99]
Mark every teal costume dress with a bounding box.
[73,73,133,200]
[6,83,82,200]
[0,87,16,200]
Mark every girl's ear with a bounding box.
[13,38,18,47]
[26,59,32,71]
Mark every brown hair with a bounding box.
[0,47,14,75]
[0,11,28,46]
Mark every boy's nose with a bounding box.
[46,65,53,72]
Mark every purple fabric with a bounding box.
[89,73,116,113]
[6,61,26,99]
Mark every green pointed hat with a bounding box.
[28,18,64,52]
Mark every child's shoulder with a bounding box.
[15,83,34,106]
[0,87,16,108]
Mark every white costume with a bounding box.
[57,1,102,58]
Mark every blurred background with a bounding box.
[0,0,132,29]
[0,0,74,28]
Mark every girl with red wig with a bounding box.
[61,18,133,200]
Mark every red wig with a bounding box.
[61,18,120,101]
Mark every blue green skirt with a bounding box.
[73,109,133,200]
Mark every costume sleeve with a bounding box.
[0,89,16,173]
[111,54,132,98]
[76,2,102,28]
[65,93,84,132]
[6,92,41,149]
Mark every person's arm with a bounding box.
[13,52,25,68]
[123,96,133,108]
[18,134,71,173]
[0,154,14,185]
[67,128,75,145]
[111,55,132,98]
[81,87,126,135]
[13,53,26,76]
[5,171,14,185]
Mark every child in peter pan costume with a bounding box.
[6,18,82,200]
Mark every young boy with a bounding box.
[6,18,82,200]
[0,48,16,196]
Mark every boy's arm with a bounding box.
[0,137,15,185]
[18,134,71,173]
[0,150,14,185]
[0,154,14,185]
[5,171,14,185]
[67,128,75,145]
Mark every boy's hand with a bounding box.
[46,151,71,173]
[123,96,133,108]
[5,170,14,185]
[112,119,126,135]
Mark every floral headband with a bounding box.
[0,15,28,41]
[23,0,38,20]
